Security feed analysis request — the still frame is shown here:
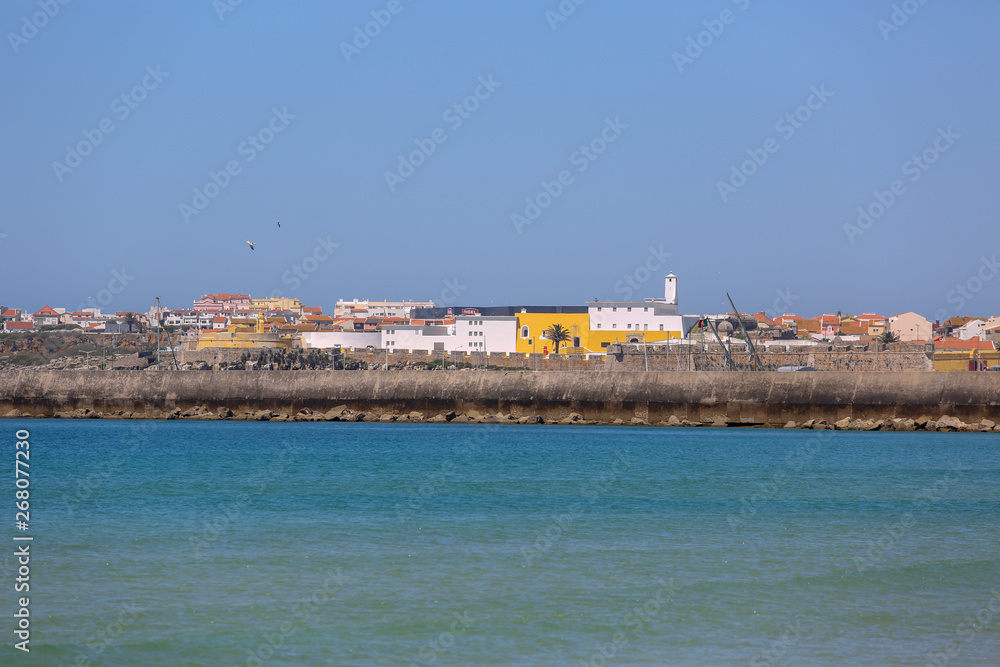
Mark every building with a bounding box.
[31,306,61,327]
[954,319,986,341]
[193,293,251,312]
[334,299,435,319]
[250,297,303,315]
[888,312,931,342]
[585,273,692,350]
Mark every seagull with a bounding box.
[276,221,281,228]
[247,241,255,250]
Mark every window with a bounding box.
[644,307,648,312]
[597,307,602,312]
[573,337,580,347]
[627,307,632,312]
[644,324,648,330]
[612,324,617,329]
[596,323,601,329]
[601,342,610,348]
[659,324,664,331]
[612,307,617,312]
[627,324,632,330]
[521,326,529,338]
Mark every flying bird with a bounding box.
[247,241,255,250]
[277,221,281,228]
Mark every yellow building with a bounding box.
[933,349,1000,371]
[514,312,590,355]
[512,310,680,355]
[250,297,304,315]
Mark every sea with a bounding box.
[3,420,999,666]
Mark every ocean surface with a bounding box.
[3,420,999,666]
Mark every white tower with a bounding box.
[665,273,677,305]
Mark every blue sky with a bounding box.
[1,1,998,321]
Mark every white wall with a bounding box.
[589,302,684,336]
[454,316,517,353]
[301,331,382,349]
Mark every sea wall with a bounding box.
[1,370,999,428]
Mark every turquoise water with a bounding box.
[3,420,999,666]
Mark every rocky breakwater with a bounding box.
[1,369,1000,430]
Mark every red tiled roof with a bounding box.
[33,305,59,317]
[5,322,34,330]
[934,337,994,350]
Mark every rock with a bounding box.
[167,409,182,420]
[518,415,542,424]
[407,411,424,421]
[324,406,347,420]
[568,413,583,422]
[981,419,996,429]
[428,414,448,423]
[681,419,702,427]
[353,413,367,422]
[298,407,313,416]
[444,410,457,422]
[915,415,933,429]
[218,407,234,419]
[631,417,647,426]
[784,421,798,429]
[379,414,397,422]
[254,410,274,421]
[667,415,682,427]
[834,418,851,430]
[937,415,964,431]
[4,409,22,418]
[894,418,916,431]
[925,421,937,431]
[451,415,471,424]
[465,409,482,419]
[613,418,625,426]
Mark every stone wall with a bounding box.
[2,369,999,427]
[606,342,932,372]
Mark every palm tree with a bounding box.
[542,323,572,354]
[123,313,139,333]
[878,329,900,344]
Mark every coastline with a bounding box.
[2,369,999,431]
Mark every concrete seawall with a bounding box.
[2,370,1000,429]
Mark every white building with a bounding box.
[334,299,435,319]
[955,318,986,341]
[588,273,691,337]
[301,331,382,350]
[381,316,518,354]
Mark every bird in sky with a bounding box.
[247,241,255,250]
[276,221,281,228]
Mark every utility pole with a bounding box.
[155,296,161,371]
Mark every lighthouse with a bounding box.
[665,273,677,306]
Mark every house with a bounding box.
[954,319,986,341]
[334,299,435,319]
[888,312,931,342]
[0,308,22,324]
[983,321,1000,348]
[3,321,35,333]
[193,293,252,312]
[31,306,61,327]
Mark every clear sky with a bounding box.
[2,1,998,321]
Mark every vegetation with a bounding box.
[542,323,572,354]
[878,329,900,344]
